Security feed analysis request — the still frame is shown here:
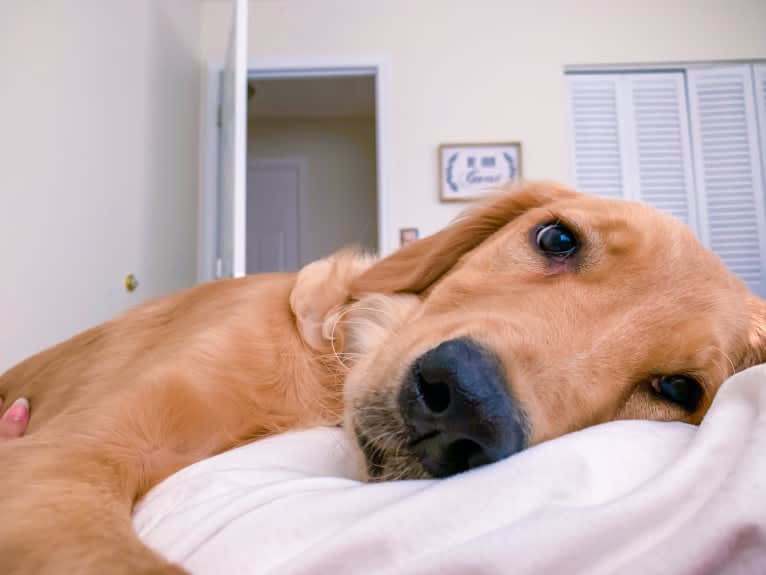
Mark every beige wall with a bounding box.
[249,117,377,264]
[0,0,201,370]
[202,0,766,252]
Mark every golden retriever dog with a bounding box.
[1,181,764,574]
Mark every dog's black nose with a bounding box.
[399,338,527,477]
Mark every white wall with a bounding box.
[249,117,377,264]
[201,0,766,253]
[0,0,201,370]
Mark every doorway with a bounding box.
[246,75,377,274]
[198,57,391,282]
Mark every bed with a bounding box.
[133,364,766,574]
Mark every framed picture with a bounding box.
[439,142,522,202]
[399,227,419,247]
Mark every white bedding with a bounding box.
[134,365,766,574]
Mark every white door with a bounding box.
[687,66,766,296]
[218,0,248,278]
[247,160,302,273]
[567,72,697,232]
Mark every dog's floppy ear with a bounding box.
[739,295,766,370]
[351,181,579,296]
[290,250,420,358]
[290,249,376,352]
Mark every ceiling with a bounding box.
[247,76,375,119]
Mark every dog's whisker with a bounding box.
[715,347,737,380]
[346,304,399,323]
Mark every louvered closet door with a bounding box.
[688,66,766,296]
[567,72,696,233]
[567,74,625,199]
[626,73,697,231]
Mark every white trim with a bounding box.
[674,73,700,237]
[616,75,638,202]
[563,75,577,188]
[565,60,766,74]
[374,58,393,256]
[231,0,248,278]
[744,67,766,295]
[198,61,222,283]
[247,54,386,79]
[681,71,702,237]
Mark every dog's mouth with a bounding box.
[353,425,412,481]
[354,426,385,478]
[351,389,432,482]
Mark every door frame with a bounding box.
[198,55,392,282]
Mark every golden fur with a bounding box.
[1,181,765,573]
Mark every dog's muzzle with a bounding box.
[399,338,527,477]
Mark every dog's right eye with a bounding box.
[651,375,703,411]
[535,223,578,257]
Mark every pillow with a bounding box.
[134,365,766,574]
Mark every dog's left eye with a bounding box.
[651,375,702,410]
[536,223,578,257]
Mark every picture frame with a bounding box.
[439,142,522,202]
[399,227,420,247]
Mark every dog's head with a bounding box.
[333,181,766,481]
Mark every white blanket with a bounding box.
[134,365,766,574]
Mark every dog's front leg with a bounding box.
[0,367,313,574]
[0,437,189,575]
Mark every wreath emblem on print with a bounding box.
[503,152,517,180]
[445,152,460,192]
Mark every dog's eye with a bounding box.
[651,375,702,410]
[535,223,578,257]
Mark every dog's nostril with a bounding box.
[416,368,451,413]
[443,438,483,475]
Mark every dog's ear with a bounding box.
[351,181,579,296]
[290,249,376,352]
[290,251,420,359]
[739,295,766,370]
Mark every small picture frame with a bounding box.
[399,227,420,247]
[439,142,522,202]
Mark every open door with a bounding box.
[218,0,248,278]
